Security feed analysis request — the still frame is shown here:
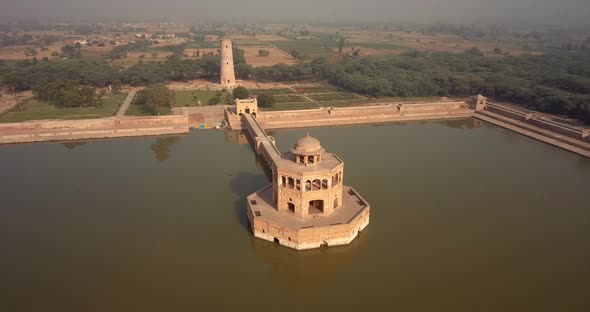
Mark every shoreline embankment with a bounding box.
[0,115,189,145]
[474,103,590,158]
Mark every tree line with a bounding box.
[2,47,589,122]
[32,80,105,108]
[248,50,590,123]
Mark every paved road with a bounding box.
[116,89,137,117]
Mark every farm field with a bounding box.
[185,41,220,49]
[269,39,338,57]
[112,51,173,67]
[241,45,297,67]
[0,44,63,60]
[0,93,128,123]
[305,26,540,56]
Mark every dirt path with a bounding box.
[288,87,321,108]
[0,92,32,117]
[117,89,138,117]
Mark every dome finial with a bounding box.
[291,134,325,155]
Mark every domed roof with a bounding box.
[291,133,325,155]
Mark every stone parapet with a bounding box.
[0,115,189,144]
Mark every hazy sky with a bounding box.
[0,0,588,25]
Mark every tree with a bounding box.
[257,94,276,108]
[208,96,221,105]
[338,37,346,54]
[493,47,503,54]
[61,45,79,58]
[291,50,301,60]
[235,63,253,79]
[466,47,483,57]
[111,80,122,94]
[50,51,59,57]
[1,72,19,96]
[232,86,250,99]
[151,52,158,58]
[258,49,270,56]
[32,80,102,108]
[24,47,38,56]
[135,84,174,115]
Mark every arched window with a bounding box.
[281,176,286,187]
[312,179,321,191]
[305,180,311,191]
[296,179,301,191]
[322,179,328,189]
[308,155,315,164]
[288,177,294,189]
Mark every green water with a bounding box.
[1,119,589,311]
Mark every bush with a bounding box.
[232,86,250,99]
[257,94,276,108]
[208,96,221,105]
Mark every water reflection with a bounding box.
[61,141,88,150]
[250,227,369,291]
[150,136,182,162]
[224,130,249,145]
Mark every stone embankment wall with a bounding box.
[227,101,472,130]
[474,104,590,158]
[0,115,189,144]
[484,104,590,142]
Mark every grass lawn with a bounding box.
[174,90,223,106]
[264,102,319,111]
[0,93,128,123]
[295,86,340,94]
[126,103,172,116]
[308,92,361,101]
[274,94,309,103]
[251,88,296,96]
[270,39,338,56]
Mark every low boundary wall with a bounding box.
[0,115,190,144]
[227,101,473,130]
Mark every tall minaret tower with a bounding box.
[220,39,236,89]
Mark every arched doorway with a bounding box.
[309,200,324,215]
[288,202,295,213]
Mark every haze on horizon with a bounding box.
[0,0,588,26]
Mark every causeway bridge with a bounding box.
[243,114,282,170]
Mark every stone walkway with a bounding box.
[116,89,137,117]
